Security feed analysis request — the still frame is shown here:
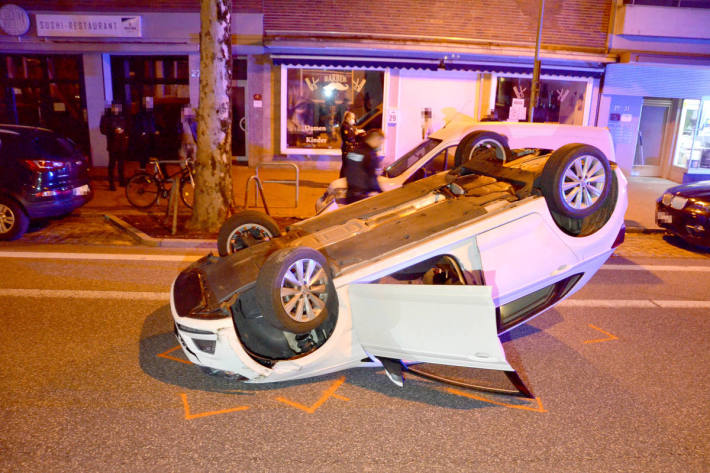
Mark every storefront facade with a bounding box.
[1,0,613,170]
[599,1,710,183]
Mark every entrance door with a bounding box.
[231,58,247,162]
[633,98,674,177]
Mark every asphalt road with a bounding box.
[1,239,709,472]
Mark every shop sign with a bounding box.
[35,14,142,38]
[0,4,30,36]
[508,98,527,122]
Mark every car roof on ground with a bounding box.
[430,114,616,162]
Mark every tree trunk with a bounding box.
[189,0,235,232]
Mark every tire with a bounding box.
[540,144,612,219]
[125,172,160,209]
[453,131,512,167]
[217,210,281,256]
[255,247,336,334]
[180,176,194,209]
[0,196,29,241]
[550,170,619,237]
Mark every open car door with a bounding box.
[348,283,532,396]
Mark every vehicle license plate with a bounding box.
[73,184,90,196]
[656,211,673,224]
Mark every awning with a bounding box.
[271,54,604,78]
[446,61,604,78]
[271,54,439,70]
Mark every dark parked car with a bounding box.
[0,125,92,240]
[656,180,710,248]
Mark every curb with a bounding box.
[104,214,216,249]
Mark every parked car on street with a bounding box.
[0,125,92,240]
[656,180,710,248]
[170,128,627,395]
[315,117,615,214]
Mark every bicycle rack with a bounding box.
[245,162,300,213]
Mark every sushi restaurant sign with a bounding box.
[35,14,142,38]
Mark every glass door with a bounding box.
[673,99,710,179]
[633,98,674,177]
[231,58,247,162]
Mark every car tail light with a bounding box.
[22,159,66,172]
[612,224,625,249]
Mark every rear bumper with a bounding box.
[24,189,93,219]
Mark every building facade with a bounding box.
[2,0,707,183]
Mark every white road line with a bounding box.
[1,288,709,308]
[0,289,169,300]
[601,265,710,272]
[0,251,201,262]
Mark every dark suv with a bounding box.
[0,125,92,240]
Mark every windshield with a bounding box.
[384,139,442,178]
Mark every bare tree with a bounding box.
[189,0,235,232]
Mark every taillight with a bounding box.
[22,160,66,172]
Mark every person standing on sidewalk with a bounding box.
[339,111,363,178]
[100,102,129,191]
[132,96,159,170]
[344,129,384,204]
[178,106,198,162]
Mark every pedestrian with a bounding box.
[100,101,128,191]
[178,106,198,162]
[132,96,159,170]
[339,111,363,178]
[344,129,384,204]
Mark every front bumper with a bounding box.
[656,201,710,247]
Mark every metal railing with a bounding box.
[244,162,300,214]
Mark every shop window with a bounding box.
[0,54,88,154]
[674,99,710,170]
[493,76,589,125]
[281,67,385,154]
[111,55,190,159]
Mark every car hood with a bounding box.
[665,181,710,201]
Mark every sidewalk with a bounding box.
[84,162,338,220]
[625,176,676,233]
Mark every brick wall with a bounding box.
[14,0,611,51]
[263,0,612,51]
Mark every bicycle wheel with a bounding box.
[126,172,160,209]
[180,175,195,209]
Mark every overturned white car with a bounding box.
[171,129,626,396]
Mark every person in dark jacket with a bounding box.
[132,96,159,169]
[339,111,362,178]
[344,129,384,204]
[100,102,129,190]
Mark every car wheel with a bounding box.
[0,196,29,241]
[541,144,612,219]
[550,170,619,237]
[454,131,512,167]
[217,211,281,256]
[256,247,336,334]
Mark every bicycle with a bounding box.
[125,157,195,210]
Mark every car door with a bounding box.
[348,283,514,373]
[475,212,580,330]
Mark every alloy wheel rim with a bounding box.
[561,154,606,210]
[227,224,273,253]
[279,258,328,323]
[0,203,15,234]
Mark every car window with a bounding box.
[404,145,458,184]
[384,139,442,178]
[31,134,77,158]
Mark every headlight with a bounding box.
[661,192,673,206]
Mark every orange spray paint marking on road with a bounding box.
[157,345,192,365]
[275,376,349,414]
[180,393,250,420]
[584,324,619,344]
